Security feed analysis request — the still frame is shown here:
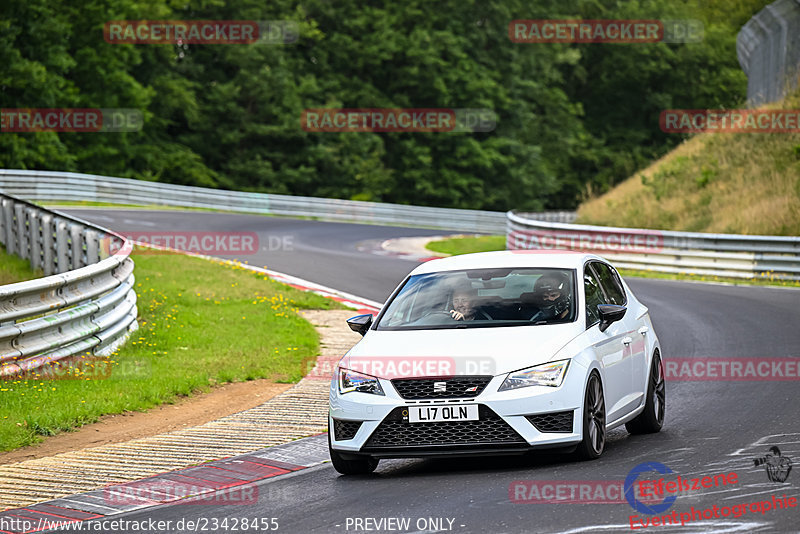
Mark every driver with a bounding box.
[529,274,571,321]
[449,287,490,321]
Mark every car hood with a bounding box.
[340,324,582,379]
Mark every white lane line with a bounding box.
[122,218,155,226]
[79,214,115,222]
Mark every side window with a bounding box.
[591,262,626,306]
[584,268,604,328]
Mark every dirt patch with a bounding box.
[0,379,291,465]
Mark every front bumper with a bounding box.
[329,371,584,458]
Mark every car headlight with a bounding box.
[338,367,385,395]
[499,360,570,391]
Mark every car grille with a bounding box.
[391,376,492,399]
[332,419,362,441]
[525,410,574,433]
[363,406,526,448]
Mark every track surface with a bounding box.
[54,209,800,533]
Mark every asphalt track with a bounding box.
[53,209,800,533]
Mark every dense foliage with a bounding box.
[0,0,771,210]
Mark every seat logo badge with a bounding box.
[433,381,447,392]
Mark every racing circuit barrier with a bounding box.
[736,0,800,107]
[0,169,576,234]
[507,211,800,281]
[0,192,138,377]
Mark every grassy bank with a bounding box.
[577,92,800,236]
[0,252,341,451]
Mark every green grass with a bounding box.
[0,252,343,452]
[423,235,800,288]
[425,235,506,255]
[0,245,42,285]
[616,268,800,288]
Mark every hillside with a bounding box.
[577,92,800,236]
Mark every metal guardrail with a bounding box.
[507,211,800,281]
[0,169,576,234]
[737,0,800,106]
[0,193,138,377]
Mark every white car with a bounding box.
[328,251,665,474]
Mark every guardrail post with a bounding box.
[56,218,70,273]
[69,223,84,269]
[28,207,43,271]
[15,204,29,261]
[85,229,99,265]
[41,213,55,276]
[0,200,5,247]
[0,198,11,250]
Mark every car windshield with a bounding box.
[376,268,576,330]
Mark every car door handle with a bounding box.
[622,337,633,346]
[638,326,649,336]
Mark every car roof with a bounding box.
[410,250,607,275]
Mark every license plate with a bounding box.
[408,405,479,423]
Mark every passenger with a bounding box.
[529,274,571,321]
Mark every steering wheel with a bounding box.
[415,310,458,325]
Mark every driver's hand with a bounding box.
[450,309,465,321]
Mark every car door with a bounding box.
[583,262,638,424]
[583,264,629,423]
[591,261,647,403]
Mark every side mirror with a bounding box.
[597,304,626,332]
[347,314,373,336]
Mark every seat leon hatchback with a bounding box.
[328,251,665,475]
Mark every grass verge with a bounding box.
[425,235,506,255]
[424,235,800,288]
[0,251,343,452]
[0,245,42,285]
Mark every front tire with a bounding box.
[328,432,379,475]
[626,350,665,434]
[576,371,605,460]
